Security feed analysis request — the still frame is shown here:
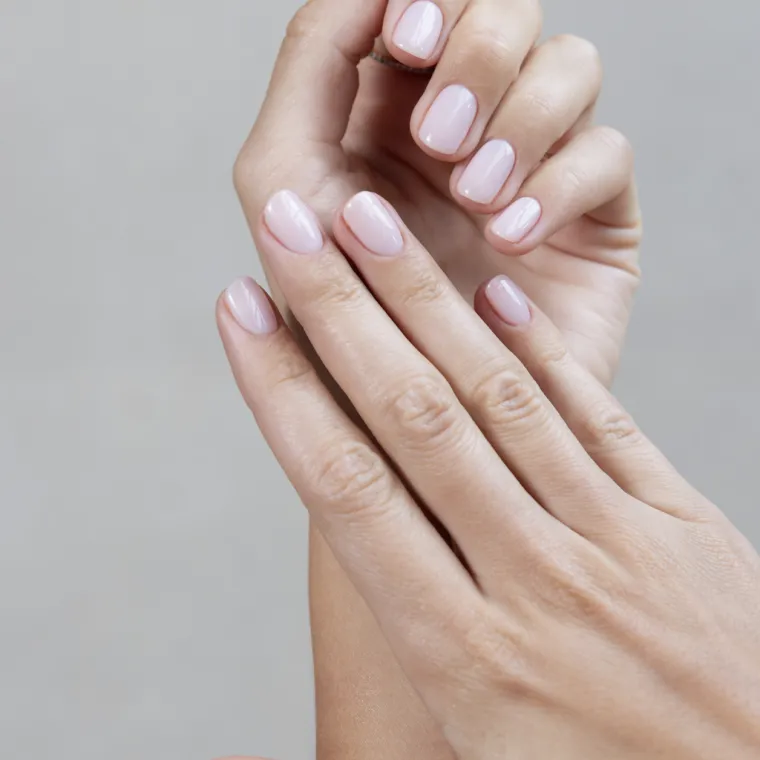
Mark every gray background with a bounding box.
[1,1,758,758]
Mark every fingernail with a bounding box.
[457,140,516,204]
[491,197,542,243]
[485,275,531,326]
[225,277,278,335]
[343,192,404,256]
[419,85,477,155]
[264,190,324,254]
[392,1,444,60]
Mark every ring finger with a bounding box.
[402,0,543,160]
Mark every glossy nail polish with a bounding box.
[225,277,278,335]
[392,1,443,60]
[457,140,516,204]
[419,85,477,155]
[343,192,404,256]
[485,275,531,326]
[491,197,542,243]
[264,190,324,254]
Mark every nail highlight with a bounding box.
[343,192,404,256]
[457,140,516,204]
[485,276,531,327]
[491,197,542,243]
[392,1,444,60]
[419,85,477,155]
[225,277,279,335]
[264,190,323,254]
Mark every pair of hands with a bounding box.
[218,0,760,757]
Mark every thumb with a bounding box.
[252,0,387,147]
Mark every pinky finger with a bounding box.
[216,277,483,675]
[485,126,635,256]
[473,277,713,520]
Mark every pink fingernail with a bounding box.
[225,277,278,335]
[491,197,542,243]
[393,1,444,60]
[457,140,516,204]
[419,85,478,155]
[485,275,531,327]
[343,192,404,256]
[264,190,324,254]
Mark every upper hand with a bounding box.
[218,189,760,760]
[235,0,641,387]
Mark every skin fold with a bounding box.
[225,0,655,756]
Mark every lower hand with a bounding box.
[218,190,760,759]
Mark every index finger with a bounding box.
[216,277,486,681]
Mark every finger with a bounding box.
[484,126,635,256]
[217,276,484,670]
[474,277,712,519]
[334,190,636,541]
[407,0,543,160]
[257,190,574,581]
[382,0,460,67]
[450,34,603,211]
[238,0,385,157]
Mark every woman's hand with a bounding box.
[218,190,760,760]
[236,0,640,387]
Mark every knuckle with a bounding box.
[458,615,532,696]
[520,88,558,124]
[559,164,587,196]
[309,275,365,312]
[399,272,447,308]
[537,556,625,627]
[533,339,571,373]
[384,375,461,449]
[552,34,602,74]
[310,440,395,516]
[232,145,257,198]
[593,126,634,164]
[466,28,521,76]
[266,349,316,392]
[580,402,642,451]
[471,365,544,429]
[285,2,320,44]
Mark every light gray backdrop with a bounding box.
[2,1,758,758]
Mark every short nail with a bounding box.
[419,85,477,155]
[491,197,542,243]
[485,275,531,327]
[343,192,404,256]
[457,140,516,204]
[225,277,278,335]
[264,190,323,254]
[392,1,444,60]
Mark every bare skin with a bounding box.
[231,0,642,756]
[218,187,760,758]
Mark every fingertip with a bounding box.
[383,0,445,68]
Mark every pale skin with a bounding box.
[217,0,759,757]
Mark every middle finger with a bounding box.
[257,189,565,582]
[408,0,543,160]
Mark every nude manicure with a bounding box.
[225,277,279,335]
[393,1,444,60]
[343,192,404,256]
[264,190,324,254]
[419,85,478,155]
[485,275,531,326]
[457,140,516,204]
[491,197,542,243]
